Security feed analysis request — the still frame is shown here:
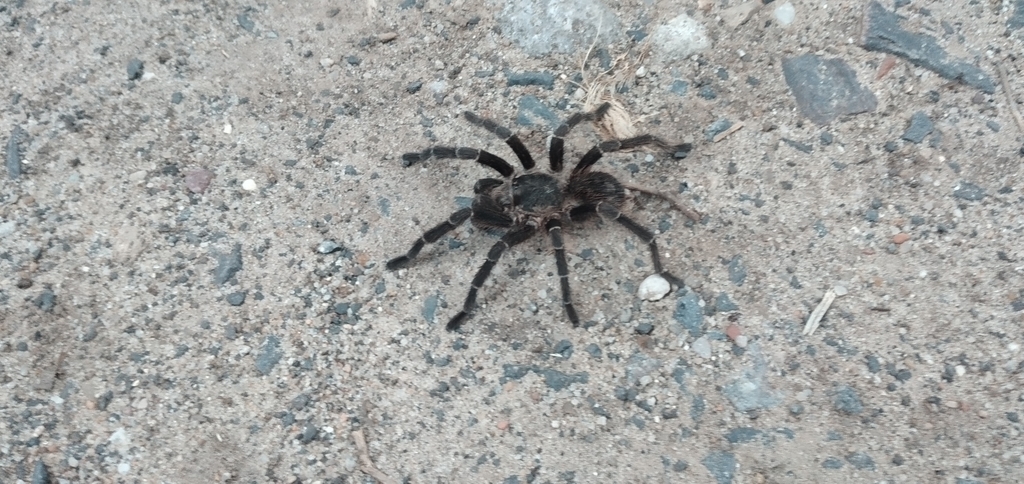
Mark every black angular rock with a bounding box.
[782,54,877,125]
[862,1,994,93]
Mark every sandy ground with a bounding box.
[2,0,1023,483]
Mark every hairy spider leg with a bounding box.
[448,225,537,331]
[571,135,695,176]
[401,146,515,178]
[569,203,685,288]
[549,102,612,172]
[463,112,535,170]
[546,218,579,326]
[387,208,473,270]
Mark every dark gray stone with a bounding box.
[727,255,747,286]
[831,385,864,414]
[670,79,688,96]
[537,368,588,391]
[725,427,763,444]
[6,126,25,179]
[865,209,879,223]
[782,138,813,154]
[902,111,933,143]
[635,322,654,335]
[846,452,876,470]
[299,423,318,443]
[702,451,736,484]
[821,457,844,469]
[714,293,738,312]
[422,293,439,323]
[953,181,986,201]
[34,289,56,312]
[516,95,559,127]
[127,58,144,80]
[553,340,573,358]
[503,364,532,380]
[584,343,602,359]
[865,355,881,373]
[1012,0,1024,30]
[31,460,49,484]
[213,244,243,285]
[862,1,994,93]
[505,71,554,89]
[237,13,255,32]
[704,119,733,141]
[226,291,246,306]
[672,290,704,338]
[406,81,423,94]
[171,92,183,104]
[255,335,283,375]
[781,54,877,125]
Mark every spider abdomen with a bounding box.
[568,171,626,208]
[512,173,562,213]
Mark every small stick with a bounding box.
[995,63,1024,135]
[802,285,847,335]
[625,184,703,221]
[352,429,397,484]
[712,121,744,143]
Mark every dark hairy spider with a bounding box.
[387,102,693,331]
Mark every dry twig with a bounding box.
[352,429,396,484]
[995,63,1024,135]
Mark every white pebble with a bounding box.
[774,2,796,26]
[223,123,232,134]
[833,285,848,296]
[242,179,257,191]
[637,274,671,301]
[735,335,748,348]
[320,57,335,68]
[635,66,647,78]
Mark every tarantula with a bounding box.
[387,102,693,331]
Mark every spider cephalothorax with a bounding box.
[387,103,693,331]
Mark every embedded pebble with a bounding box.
[185,168,215,193]
[691,336,712,358]
[638,274,671,301]
[242,179,257,191]
[774,2,796,26]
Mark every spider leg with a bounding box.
[401,146,515,178]
[546,218,579,326]
[448,225,537,331]
[387,207,473,270]
[549,102,612,172]
[570,203,685,287]
[463,112,535,171]
[571,135,693,175]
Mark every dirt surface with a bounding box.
[2,0,1023,483]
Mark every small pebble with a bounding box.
[185,168,215,193]
[242,179,257,191]
[774,2,796,26]
[691,336,712,358]
[638,274,671,301]
[893,233,910,244]
[725,324,742,341]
